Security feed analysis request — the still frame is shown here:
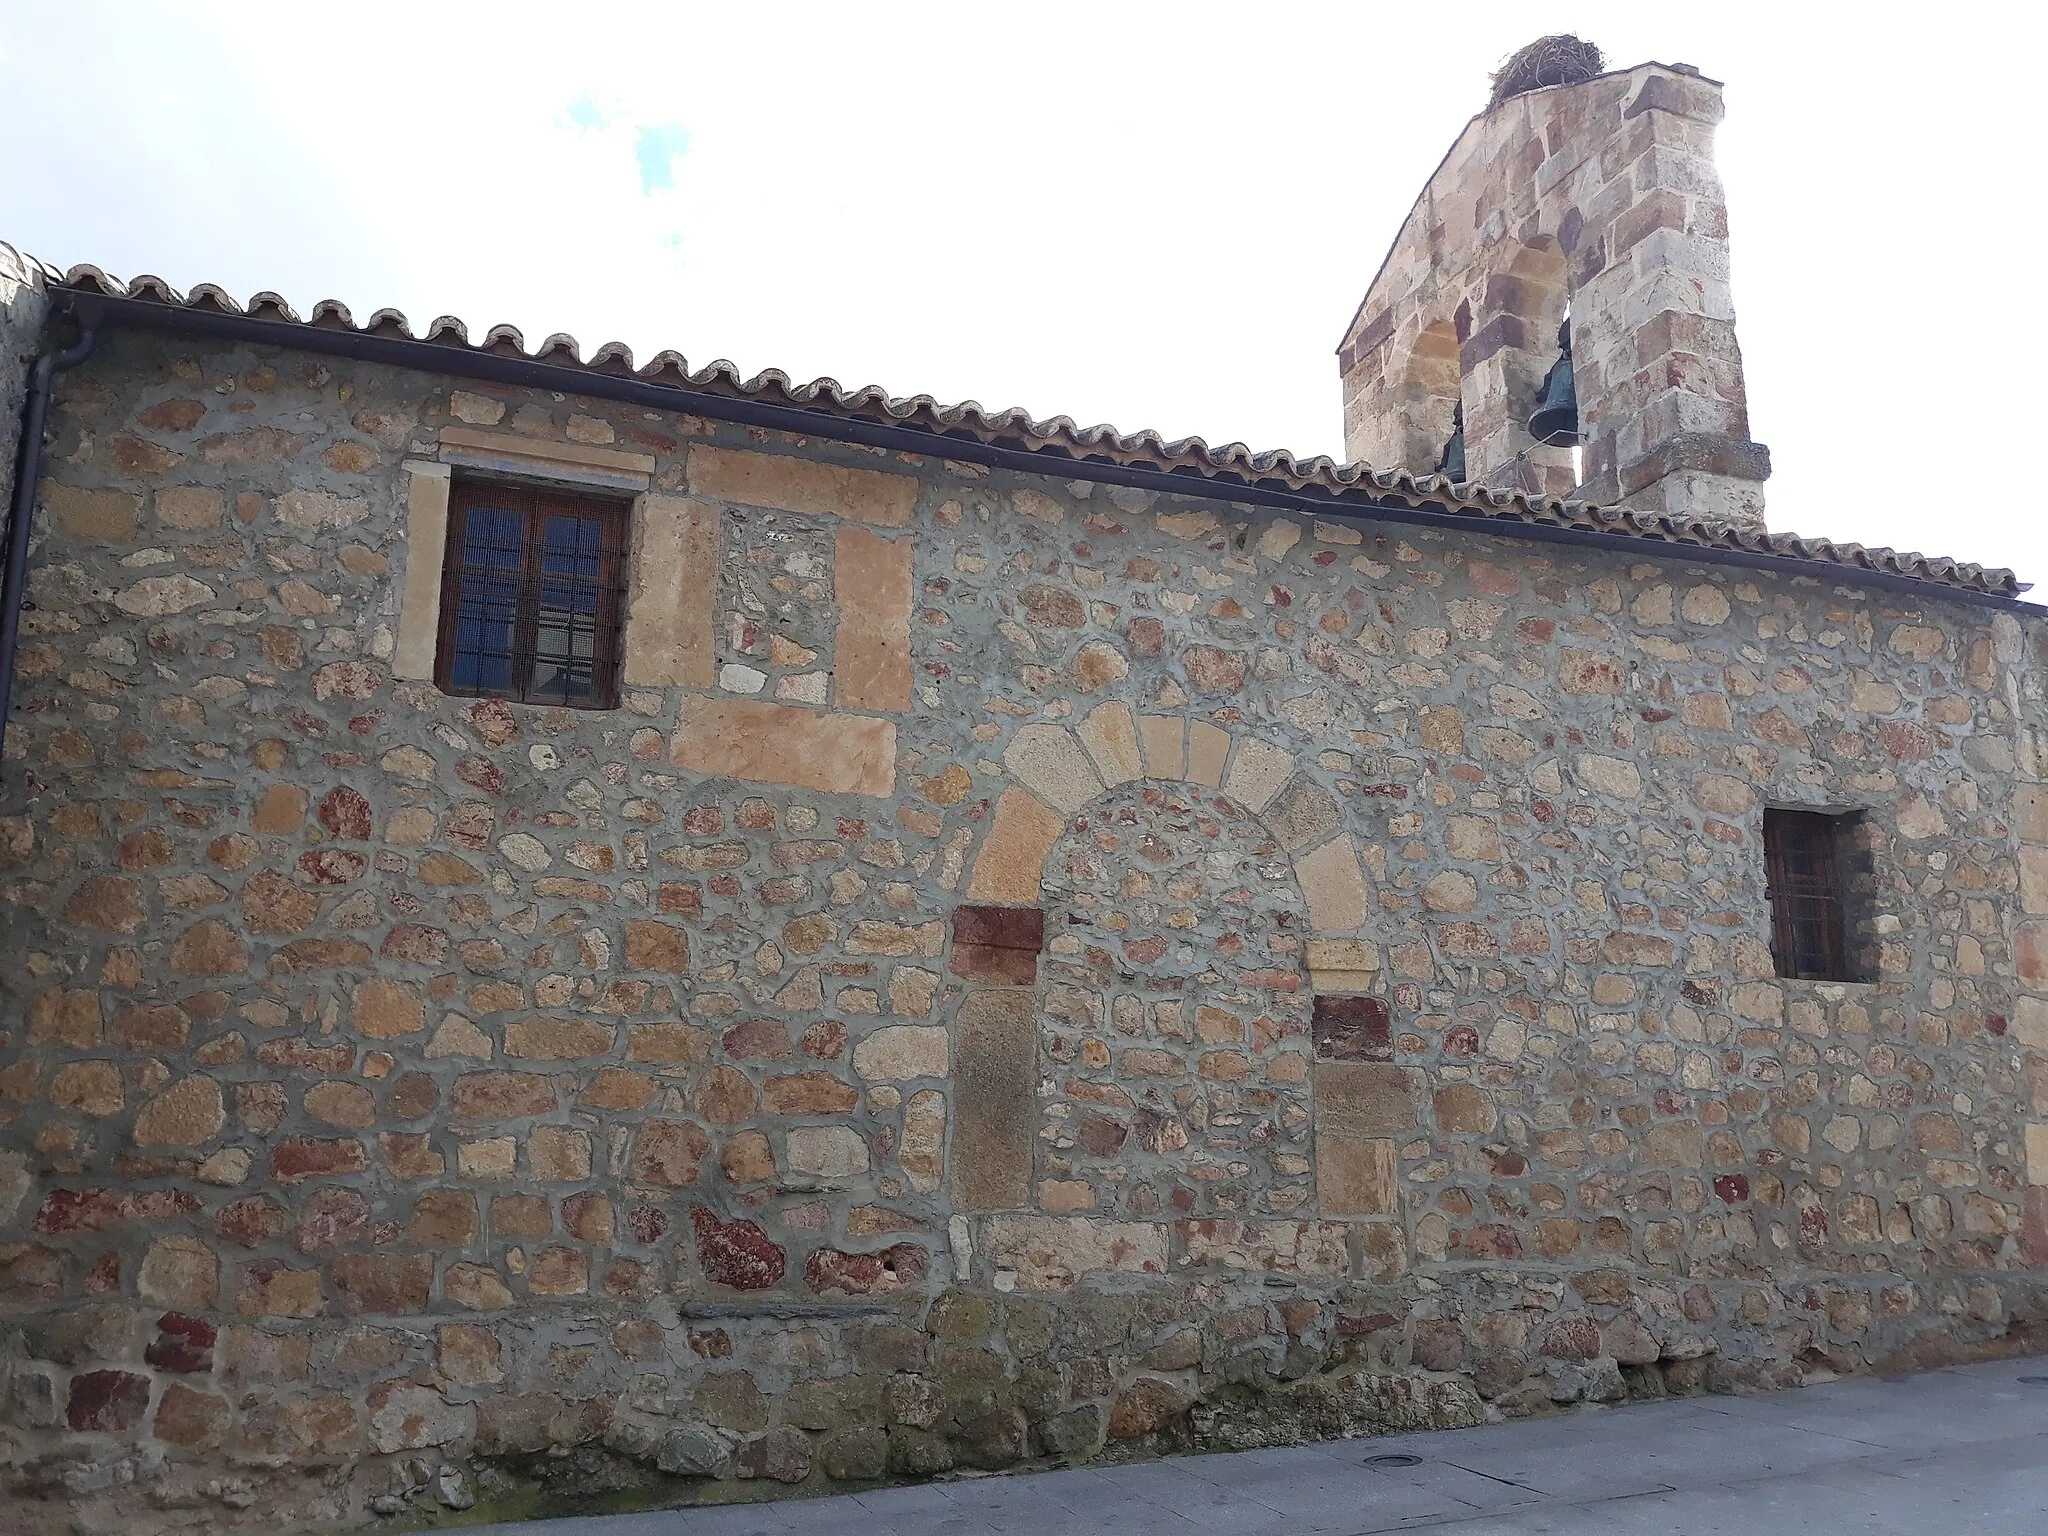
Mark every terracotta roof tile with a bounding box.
[42,260,2023,602]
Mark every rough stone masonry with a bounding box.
[2,47,2047,1536]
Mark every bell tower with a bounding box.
[1337,37,1770,532]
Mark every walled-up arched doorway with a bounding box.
[1033,779,1313,1220]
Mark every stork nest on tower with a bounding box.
[1488,35,1606,106]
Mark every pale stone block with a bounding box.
[2030,1123,2048,1186]
[688,444,915,527]
[965,788,1064,903]
[2022,847,2048,915]
[1577,753,1642,799]
[954,990,1035,1212]
[834,525,914,712]
[1075,701,1143,786]
[1003,725,1101,814]
[1138,714,1184,779]
[2017,784,2048,844]
[438,425,653,481]
[982,1215,1167,1290]
[1186,722,1230,787]
[620,495,717,689]
[1295,837,1369,934]
[1224,737,1294,812]
[392,462,450,682]
[671,697,895,797]
[1306,937,1380,993]
[2013,995,2048,1051]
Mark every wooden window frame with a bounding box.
[434,479,629,711]
[1763,807,1861,982]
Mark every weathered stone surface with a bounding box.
[673,696,897,797]
[688,444,916,526]
[836,525,915,711]
[982,1216,1167,1290]
[954,990,1035,1211]
[965,787,1064,902]
[133,1075,224,1147]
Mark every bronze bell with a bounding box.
[1528,320,1580,447]
[1435,402,1466,483]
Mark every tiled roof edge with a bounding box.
[45,262,2023,602]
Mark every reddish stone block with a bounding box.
[269,1137,368,1183]
[804,1243,929,1295]
[318,786,374,840]
[692,1208,785,1292]
[452,1071,558,1120]
[1539,1314,1599,1360]
[951,904,1046,952]
[146,1312,216,1373]
[66,1369,150,1431]
[1311,995,1392,1062]
[34,1187,201,1234]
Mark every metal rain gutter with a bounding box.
[52,289,2036,614]
[1,301,100,767]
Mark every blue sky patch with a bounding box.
[634,123,691,194]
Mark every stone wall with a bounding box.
[1,327,2045,1530]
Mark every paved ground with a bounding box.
[472,1355,2048,1535]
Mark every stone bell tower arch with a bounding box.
[1337,37,1770,531]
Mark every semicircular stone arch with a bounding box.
[966,701,1372,972]
[948,703,1415,1245]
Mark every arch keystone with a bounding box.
[1138,714,1185,779]
[1186,722,1230,787]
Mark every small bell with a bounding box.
[1528,319,1580,447]
[1435,402,1466,483]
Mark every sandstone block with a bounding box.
[689,444,916,526]
[621,495,718,688]
[982,1216,1167,1290]
[1224,737,1294,812]
[1294,837,1369,933]
[1074,700,1144,785]
[835,525,915,711]
[1186,721,1230,787]
[506,1016,616,1060]
[1138,714,1185,778]
[139,1236,218,1309]
[852,1025,949,1081]
[672,696,896,797]
[788,1124,870,1178]
[134,1075,224,1147]
[954,990,1035,1211]
[1004,724,1102,814]
[965,787,1063,903]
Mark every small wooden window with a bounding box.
[435,481,628,709]
[1763,808,1858,981]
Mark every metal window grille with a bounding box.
[1763,808,1851,981]
[435,482,629,710]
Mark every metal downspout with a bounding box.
[0,310,99,769]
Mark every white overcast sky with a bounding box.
[3,3,2042,589]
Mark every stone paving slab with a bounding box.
[466,1359,2048,1536]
